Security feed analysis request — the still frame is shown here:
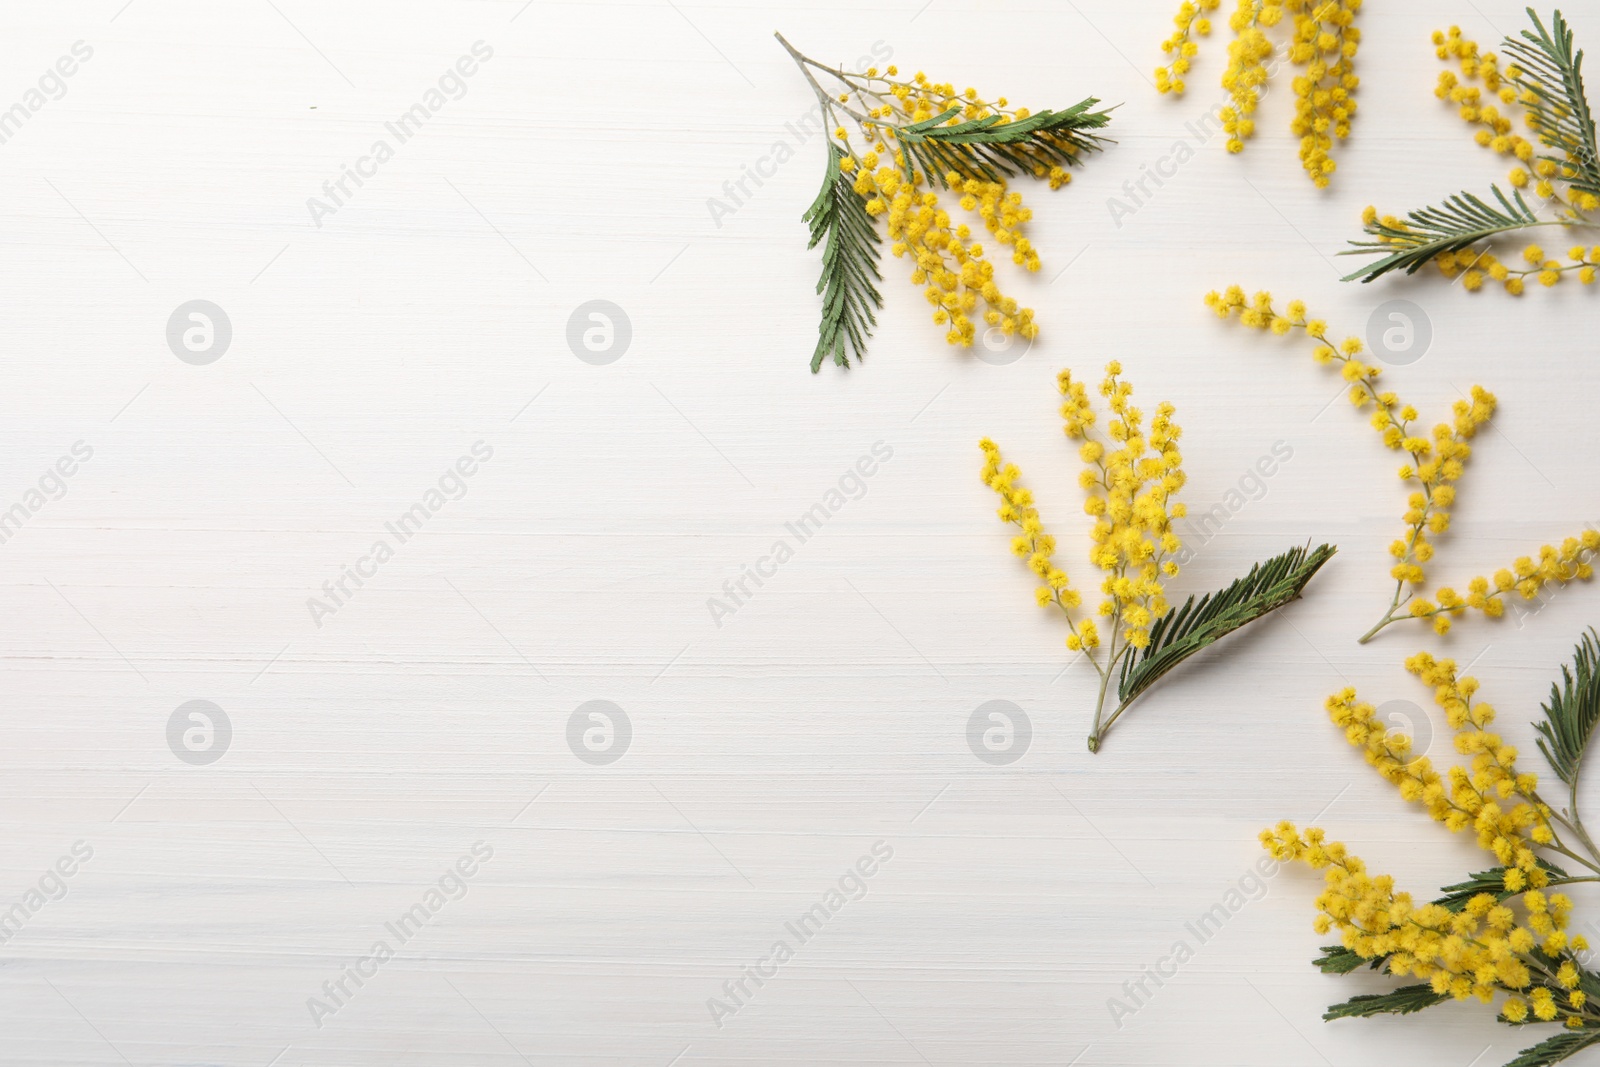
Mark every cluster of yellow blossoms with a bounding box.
[980,439,1085,641]
[1264,655,1598,1030]
[1359,23,1600,293]
[832,67,1090,347]
[1065,363,1188,651]
[1328,654,1553,871]
[1208,286,1600,640]
[1421,240,1600,295]
[855,159,1033,346]
[1287,0,1361,186]
[1156,0,1361,186]
[1219,1,1275,153]
[981,363,1187,659]
[1265,824,1586,1022]
[1154,0,1220,94]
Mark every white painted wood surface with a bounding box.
[2,0,1599,1063]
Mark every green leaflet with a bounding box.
[802,143,883,372]
[895,99,1113,188]
[1434,860,1568,911]
[1322,984,1447,1021]
[1115,543,1336,709]
[1535,629,1600,786]
[1502,1030,1600,1067]
[1340,186,1546,282]
[1313,945,1377,974]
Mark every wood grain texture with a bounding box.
[1,0,1598,1063]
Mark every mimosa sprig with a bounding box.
[979,362,1334,751]
[1344,8,1600,289]
[1210,284,1600,642]
[777,33,1113,371]
[1265,633,1600,1066]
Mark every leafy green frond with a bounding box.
[1534,628,1600,786]
[1434,860,1568,912]
[904,99,1114,146]
[1433,867,1513,912]
[1323,984,1447,1021]
[1504,8,1600,198]
[1314,944,1381,974]
[1340,186,1548,282]
[1116,543,1336,708]
[897,99,1114,188]
[803,143,883,372]
[1502,1030,1600,1067]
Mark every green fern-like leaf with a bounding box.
[803,143,883,372]
[1434,860,1569,911]
[1502,1030,1600,1067]
[1504,7,1600,198]
[896,99,1114,188]
[1534,629,1600,786]
[1314,944,1379,974]
[1433,867,1515,912]
[1115,543,1336,709]
[1339,186,1548,282]
[1323,984,1447,1021]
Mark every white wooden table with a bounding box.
[1,0,1597,1063]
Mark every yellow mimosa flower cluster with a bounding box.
[1329,654,1553,870]
[1209,285,1600,641]
[1264,824,1584,1022]
[861,161,1033,346]
[1065,364,1188,651]
[1420,239,1600,295]
[983,363,1187,655]
[979,439,1084,632]
[1156,0,1361,186]
[1437,29,1536,167]
[1219,0,1277,154]
[1264,654,1600,1034]
[1287,0,1361,186]
[1154,0,1220,93]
